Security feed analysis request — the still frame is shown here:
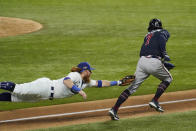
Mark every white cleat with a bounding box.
[108,108,120,120]
[149,99,164,112]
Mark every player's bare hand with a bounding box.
[79,90,87,99]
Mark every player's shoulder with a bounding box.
[68,72,80,77]
[67,72,82,81]
[151,29,170,40]
[160,29,170,41]
[149,29,168,34]
[160,29,169,34]
[145,29,165,36]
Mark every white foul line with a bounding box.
[0,98,196,124]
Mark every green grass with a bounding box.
[0,0,196,111]
[29,110,196,131]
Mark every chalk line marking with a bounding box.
[0,98,196,123]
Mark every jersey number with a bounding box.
[145,33,153,46]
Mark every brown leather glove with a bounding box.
[119,75,135,86]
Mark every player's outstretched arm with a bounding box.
[95,80,121,87]
[94,75,135,88]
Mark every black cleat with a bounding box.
[149,99,164,112]
[108,108,119,120]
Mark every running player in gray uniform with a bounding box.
[109,18,173,120]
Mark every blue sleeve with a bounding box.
[64,77,71,80]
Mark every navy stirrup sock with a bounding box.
[113,89,131,112]
[0,82,16,92]
[153,81,170,101]
[0,92,11,101]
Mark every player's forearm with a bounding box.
[96,80,120,87]
[63,79,81,94]
[96,75,135,87]
[102,80,111,87]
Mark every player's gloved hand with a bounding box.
[119,75,135,86]
[79,90,87,99]
[164,55,171,61]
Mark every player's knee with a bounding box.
[127,86,137,95]
[164,76,172,84]
[168,77,173,84]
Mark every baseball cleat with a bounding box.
[149,99,164,112]
[108,108,119,120]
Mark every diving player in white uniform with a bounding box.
[0,62,122,102]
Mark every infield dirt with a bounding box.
[0,17,42,37]
[0,89,196,131]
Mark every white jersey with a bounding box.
[11,72,97,102]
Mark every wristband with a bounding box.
[71,85,81,94]
[97,80,102,87]
[110,81,118,86]
[118,80,122,85]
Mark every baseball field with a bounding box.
[0,0,196,130]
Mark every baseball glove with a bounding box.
[119,75,135,86]
[164,62,175,70]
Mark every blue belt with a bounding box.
[49,86,54,100]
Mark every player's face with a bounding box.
[82,70,92,83]
[86,70,92,77]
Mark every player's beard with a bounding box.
[83,75,90,83]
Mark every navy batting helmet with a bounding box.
[147,18,162,32]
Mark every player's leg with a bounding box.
[0,92,11,101]
[0,82,16,92]
[111,71,149,113]
[150,63,173,112]
[12,78,52,102]
[109,58,149,120]
[152,64,172,100]
[153,81,170,101]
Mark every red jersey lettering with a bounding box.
[145,33,153,46]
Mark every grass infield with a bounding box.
[0,0,196,111]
